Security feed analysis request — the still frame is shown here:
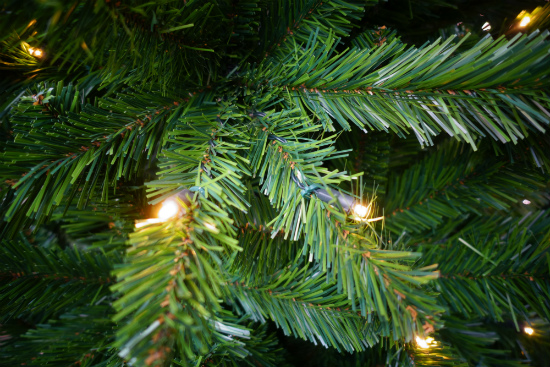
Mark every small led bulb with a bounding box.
[353,203,370,219]
[416,336,437,349]
[520,15,531,27]
[158,200,180,220]
[28,47,43,57]
[415,336,430,349]
[524,327,534,335]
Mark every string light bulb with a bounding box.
[482,22,491,31]
[268,134,383,223]
[134,199,180,228]
[520,15,531,27]
[352,203,384,222]
[157,200,180,221]
[135,189,195,228]
[524,327,534,335]
[353,203,370,219]
[523,199,531,205]
[311,187,382,222]
[28,47,44,58]
[415,336,436,349]
[156,188,194,221]
[415,336,429,349]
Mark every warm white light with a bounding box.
[416,336,436,349]
[158,200,180,220]
[482,22,491,31]
[135,218,162,228]
[524,327,534,335]
[523,199,531,205]
[135,198,181,228]
[353,204,370,219]
[353,203,383,222]
[367,216,384,223]
[520,15,531,27]
[28,47,43,57]
[415,336,430,349]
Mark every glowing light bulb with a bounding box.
[353,203,370,219]
[520,15,531,27]
[524,327,534,335]
[352,203,384,222]
[415,336,430,349]
[28,47,43,57]
[482,22,491,31]
[523,199,531,205]
[425,337,434,344]
[158,200,180,220]
[135,218,162,228]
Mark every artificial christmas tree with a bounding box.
[1,1,549,366]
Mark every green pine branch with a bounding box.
[1,2,550,366]
[188,312,289,367]
[1,82,184,228]
[0,236,115,323]
[49,193,141,252]
[111,198,239,367]
[384,139,547,236]
[250,113,354,243]
[422,212,550,324]
[2,305,114,367]
[0,1,235,86]
[438,316,529,367]
[409,342,469,367]
[243,29,550,144]
[228,112,444,341]
[335,129,391,196]
[145,94,251,212]
[229,185,303,279]
[227,234,443,341]
[495,133,550,173]
[225,263,382,353]
[256,0,366,60]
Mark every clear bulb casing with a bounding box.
[157,200,180,220]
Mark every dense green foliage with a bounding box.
[1,1,550,366]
